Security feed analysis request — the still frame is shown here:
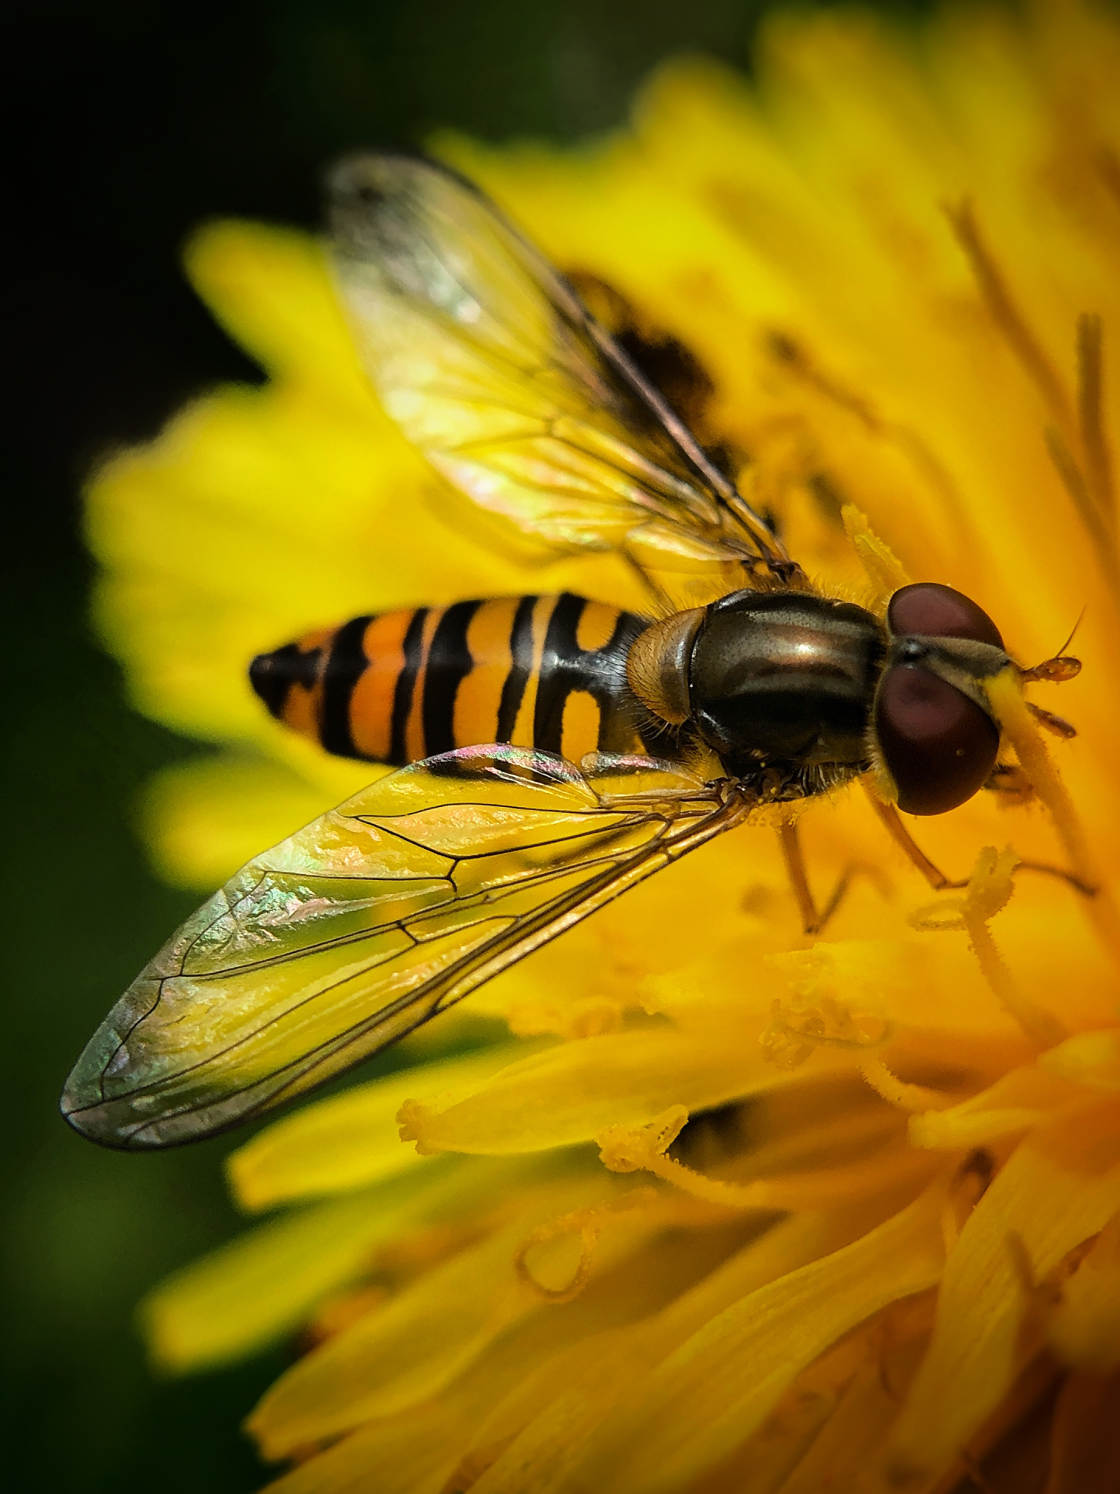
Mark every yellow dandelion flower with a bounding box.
[79,1,1120,1490]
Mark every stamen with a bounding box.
[912,846,1068,1050]
[1076,313,1115,540]
[861,1058,951,1114]
[599,1104,923,1212]
[842,505,910,608]
[1096,144,1120,212]
[512,1189,655,1302]
[946,199,1072,432]
[767,332,971,537]
[598,1106,780,1209]
[1045,425,1117,577]
[964,895,1067,1051]
[761,983,892,1069]
[767,329,877,427]
[984,669,1120,970]
[514,1212,598,1301]
[1044,317,1119,592]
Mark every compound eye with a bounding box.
[876,664,999,815]
[887,583,1004,649]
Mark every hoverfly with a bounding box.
[62,155,1078,1149]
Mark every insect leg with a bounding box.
[776,820,889,934]
[1007,860,1097,897]
[862,788,962,892]
[776,820,822,934]
[865,780,1095,897]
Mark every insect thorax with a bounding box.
[680,591,885,787]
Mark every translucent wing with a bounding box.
[62,748,746,1148]
[328,154,799,586]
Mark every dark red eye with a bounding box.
[887,583,1004,649]
[875,663,999,815]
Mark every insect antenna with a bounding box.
[1019,609,1084,684]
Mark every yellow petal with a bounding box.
[396,1020,856,1157]
[248,1219,530,1457]
[908,1063,1084,1150]
[1049,1214,1120,1372]
[1039,1028,1120,1092]
[261,1213,737,1494]
[881,1099,1120,1486]
[467,1199,895,1494]
[262,1401,473,1494]
[562,1182,948,1494]
[774,1353,917,1494]
[248,1171,654,1458]
[229,1043,530,1211]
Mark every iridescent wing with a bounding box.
[62,748,746,1148]
[328,154,800,587]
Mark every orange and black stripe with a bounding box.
[249,593,655,766]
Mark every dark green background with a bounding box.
[8,1,929,1487]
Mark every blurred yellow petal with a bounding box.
[774,1351,915,1494]
[184,222,374,406]
[1044,1369,1120,1494]
[142,751,375,889]
[1040,1028,1120,1091]
[1048,1215,1120,1372]
[143,1163,457,1372]
[263,1402,473,1494]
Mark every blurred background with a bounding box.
[7,0,928,1487]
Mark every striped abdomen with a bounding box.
[249,593,652,766]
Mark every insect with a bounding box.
[62,155,1079,1149]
